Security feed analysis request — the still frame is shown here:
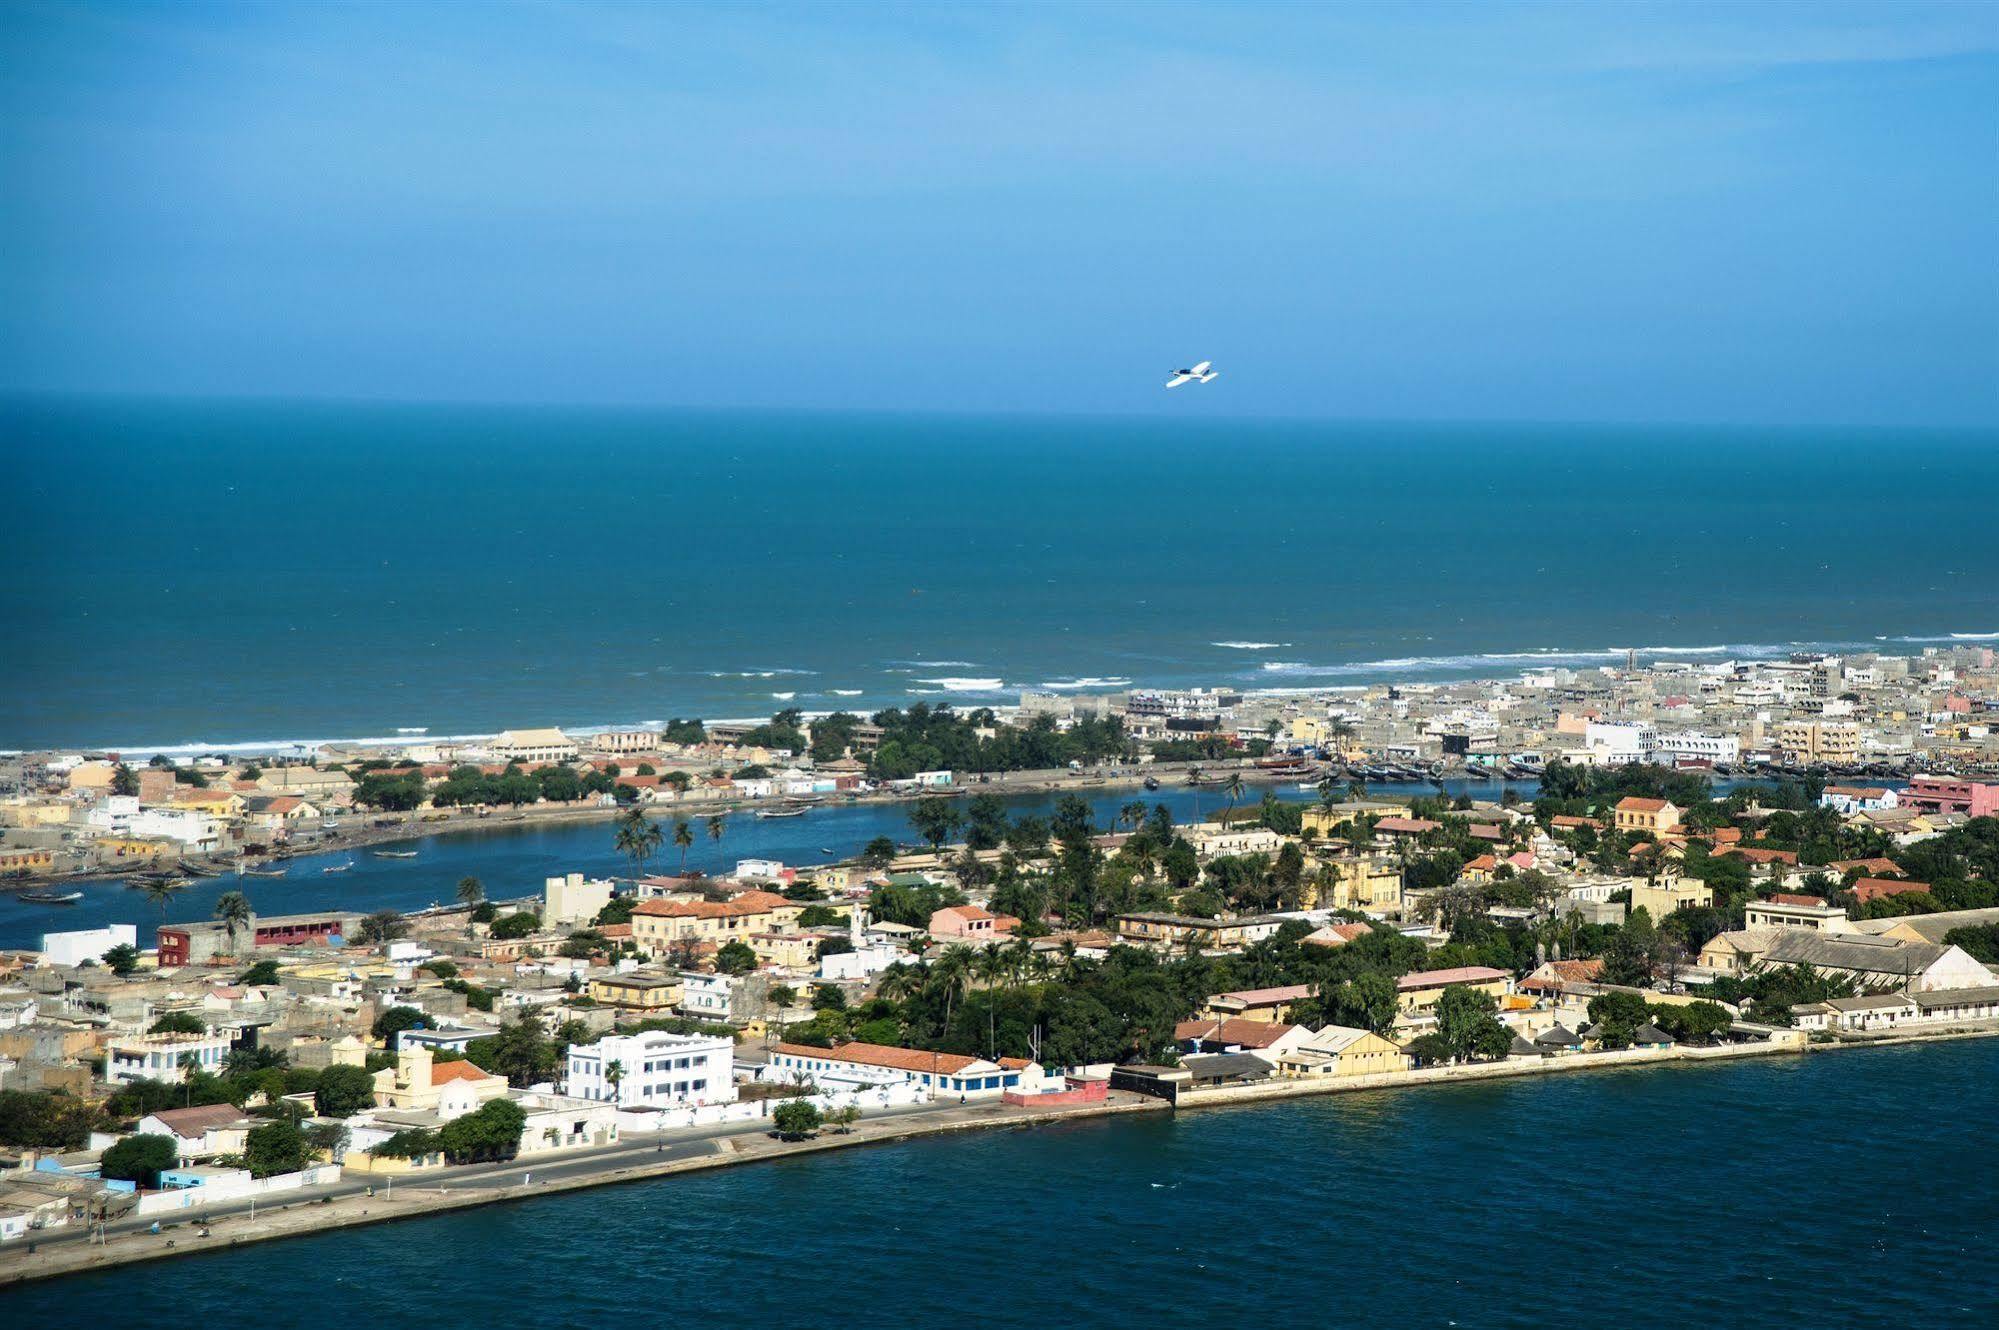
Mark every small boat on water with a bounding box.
[375,850,419,859]
[19,890,82,905]
[322,862,354,874]
[1143,776,1160,791]
[755,807,809,819]
[240,866,288,878]
[181,861,225,877]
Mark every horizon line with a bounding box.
[2,386,1993,436]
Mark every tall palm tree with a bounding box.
[673,818,695,871]
[613,807,663,879]
[875,962,922,1004]
[1317,775,1339,815]
[1347,776,1368,802]
[213,890,252,955]
[456,876,484,938]
[1223,772,1246,822]
[706,814,726,848]
[142,877,185,918]
[1119,801,1147,832]
[1187,766,1204,820]
[605,1060,625,1104]
[932,944,974,1036]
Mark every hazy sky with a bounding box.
[5,1,1995,425]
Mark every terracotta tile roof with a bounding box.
[1831,858,1900,876]
[1213,984,1313,1006]
[1175,1018,1301,1049]
[1374,816,1442,834]
[1766,893,1826,907]
[634,891,787,920]
[771,1041,1003,1077]
[430,1060,500,1085]
[1616,797,1670,813]
[1716,846,1798,864]
[1397,965,1510,991]
[1853,877,1931,902]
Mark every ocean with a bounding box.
[7,1038,1995,1326]
[4,396,1995,753]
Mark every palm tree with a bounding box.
[457,876,484,937]
[875,962,922,1004]
[1223,772,1246,822]
[1119,801,1147,832]
[605,1059,625,1104]
[932,944,974,1035]
[613,807,663,880]
[213,890,252,955]
[142,877,185,918]
[1187,766,1204,820]
[706,814,726,848]
[1317,775,1339,816]
[1347,776,1368,802]
[673,818,695,871]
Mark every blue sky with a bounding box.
[3,1,1995,424]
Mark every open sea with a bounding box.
[4,396,1996,753]
[6,1038,1995,1327]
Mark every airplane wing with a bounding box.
[1190,360,1211,376]
[1166,373,1193,389]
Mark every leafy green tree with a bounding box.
[236,959,282,986]
[477,1021,557,1086]
[111,762,140,796]
[149,1010,208,1036]
[909,797,963,852]
[103,943,143,976]
[716,940,758,974]
[1584,990,1654,1049]
[1436,985,1511,1062]
[313,1064,377,1117]
[244,1119,312,1177]
[100,1133,178,1188]
[437,1097,527,1163]
[772,1099,822,1139]
[488,910,541,940]
[861,837,898,869]
[372,1005,428,1044]
[355,910,409,945]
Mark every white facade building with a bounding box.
[1584,722,1656,766]
[1652,731,1740,765]
[105,1032,232,1086]
[129,809,223,848]
[544,872,615,926]
[564,1030,738,1109]
[40,923,139,968]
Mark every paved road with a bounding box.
[29,1100,955,1252]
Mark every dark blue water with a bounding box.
[8,1038,1994,1326]
[0,779,1338,950]
[5,396,1994,750]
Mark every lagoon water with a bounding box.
[5,396,1995,751]
[8,1038,1996,1327]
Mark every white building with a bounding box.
[735,859,787,881]
[489,728,579,765]
[677,972,733,1021]
[1652,731,1740,766]
[1584,721,1656,766]
[564,1030,738,1108]
[764,1041,1046,1100]
[105,1032,232,1086]
[544,872,615,926]
[129,809,223,849]
[84,795,141,834]
[1820,786,1899,814]
[40,923,139,968]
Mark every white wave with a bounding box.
[917,677,1007,692]
[1260,661,1310,671]
[894,659,979,668]
[1213,641,1289,650]
[828,689,864,697]
[1038,677,1133,690]
[1889,631,1999,642]
[770,692,796,701]
[705,668,816,678]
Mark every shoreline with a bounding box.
[5,1023,1992,1289]
[3,759,1326,890]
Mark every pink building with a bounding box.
[1896,776,1999,819]
[927,904,1018,940]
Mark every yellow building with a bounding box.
[630,890,795,956]
[95,836,176,860]
[1630,879,1713,920]
[586,972,683,1011]
[1395,966,1512,1014]
[1301,802,1404,836]
[371,1046,508,1114]
[748,932,820,969]
[1309,854,1402,911]
[1,800,76,829]
[1612,797,1682,836]
[0,847,55,873]
[1273,1026,1411,1079]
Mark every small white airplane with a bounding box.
[1165,360,1219,389]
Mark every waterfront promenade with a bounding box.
[7,1023,1992,1290]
